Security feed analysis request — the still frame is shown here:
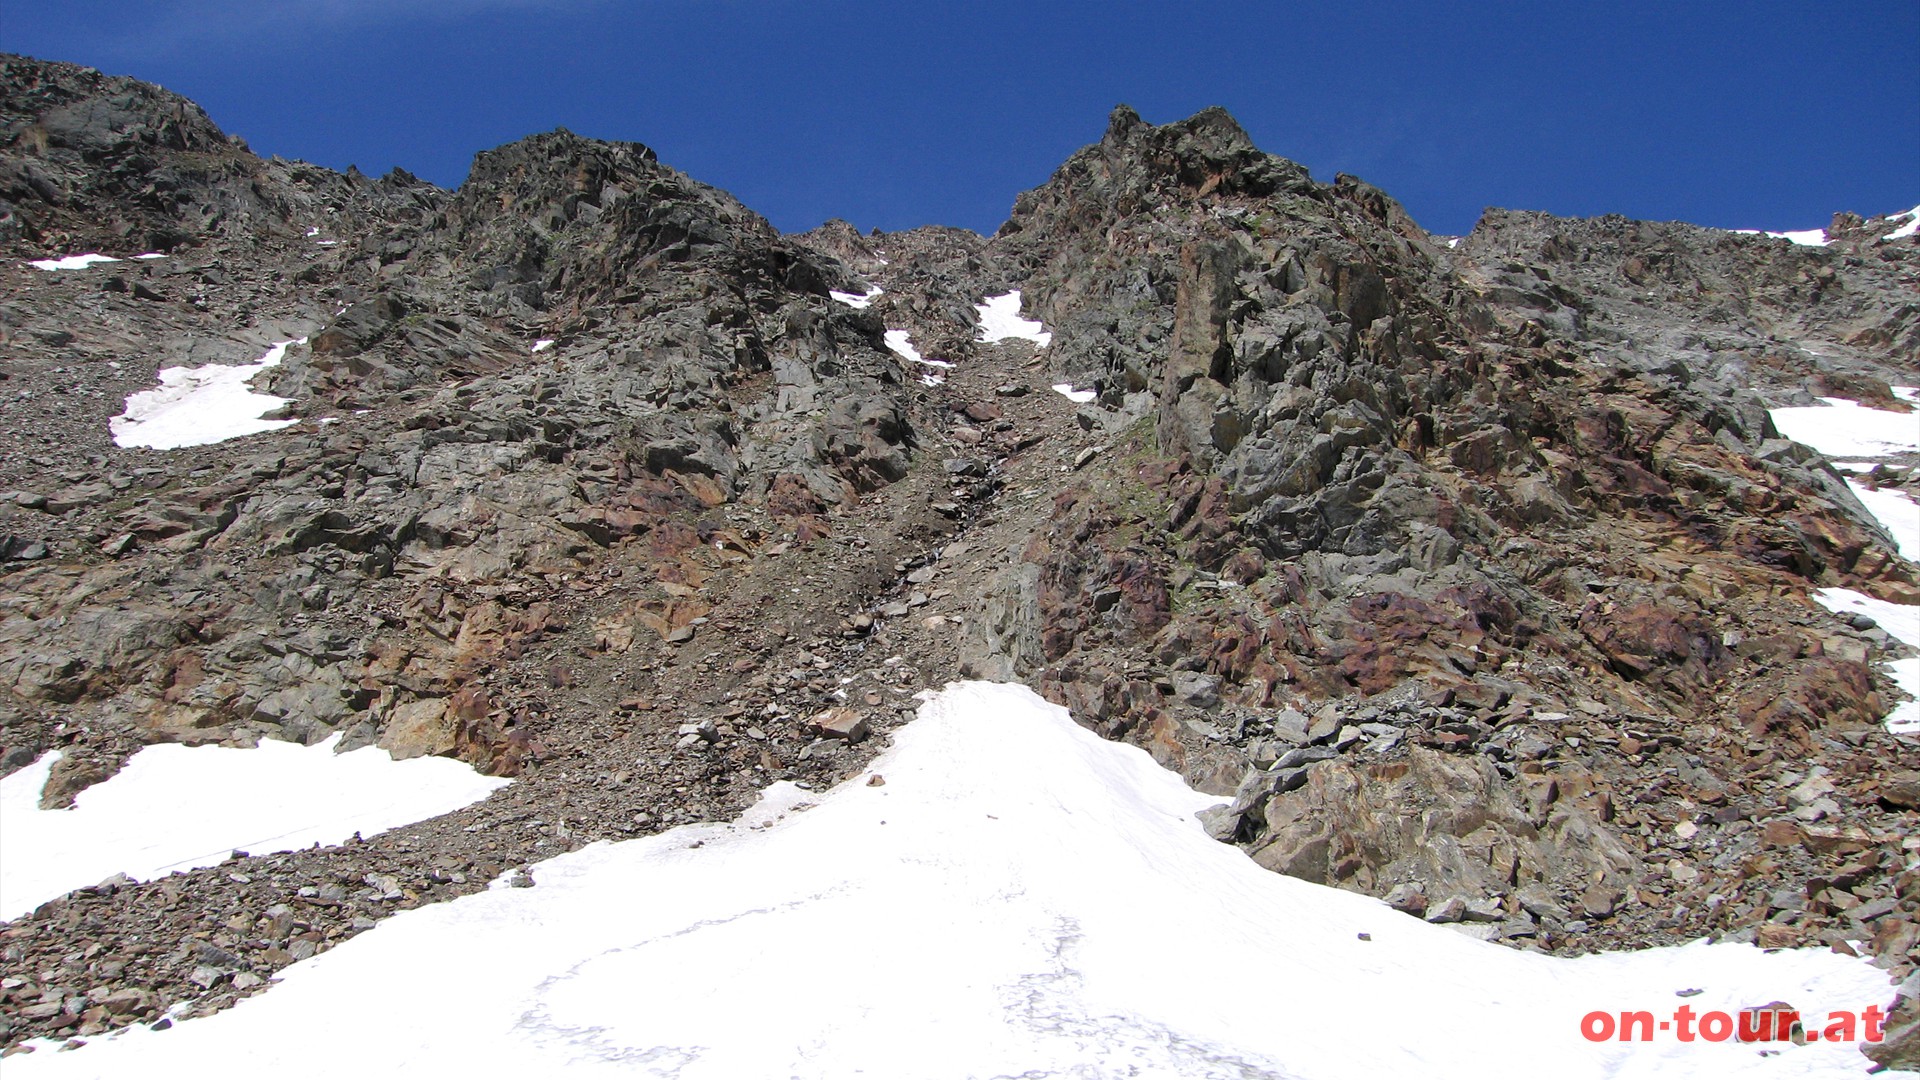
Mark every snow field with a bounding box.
[8,682,1895,1079]
[0,736,509,921]
[974,290,1052,346]
[109,339,305,449]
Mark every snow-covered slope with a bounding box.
[10,682,1892,1078]
[0,736,508,920]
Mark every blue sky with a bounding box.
[4,1,1916,237]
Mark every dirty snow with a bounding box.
[110,339,305,449]
[10,681,1895,1079]
[1052,383,1097,404]
[27,253,122,271]
[829,285,883,308]
[975,290,1053,347]
[0,736,508,921]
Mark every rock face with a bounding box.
[0,55,1916,1060]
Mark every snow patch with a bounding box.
[1730,227,1829,247]
[1768,397,1920,459]
[1769,228,1830,247]
[883,328,924,363]
[1846,479,1920,561]
[110,339,307,450]
[1881,205,1920,241]
[884,329,951,370]
[27,253,121,271]
[829,285,883,308]
[1813,589,1920,734]
[0,735,508,921]
[1051,383,1096,404]
[1773,391,1920,731]
[975,290,1052,347]
[8,681,1893,1079]
[531,338,555,353]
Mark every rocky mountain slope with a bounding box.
[1,54,1916,1067]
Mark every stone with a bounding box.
[1880,772,1920,809]
[811,707,869,743]
[378,697,455,761]
[1383,883,1428,916]
[1579,883,1624,920]
[1270,707,1310,744]
[1172,671,1219,708]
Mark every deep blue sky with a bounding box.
[4,1,1916,237]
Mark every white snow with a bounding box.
[9,681,1895,1079]
[1892,386,1920,406]
[26,253,121,271]
[1730,227,1829,247]
[0,735,508,921]
[1768,397,1920,459]
[975,289,1053,347]
[1768,228,1831,247]
[1052,383,1097,404]
[1846,479,1920,560]
[110,339,305,450]
[884,329,951,373]
[883,328,924,363]
[829,285,883,308]
[1812,589,1920,734]
[1728,204,1920,247]
[134,252,167,260]
[531,338,555,353]
[1881,205,1920,241]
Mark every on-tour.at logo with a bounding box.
[1580,1002,1887,1044]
